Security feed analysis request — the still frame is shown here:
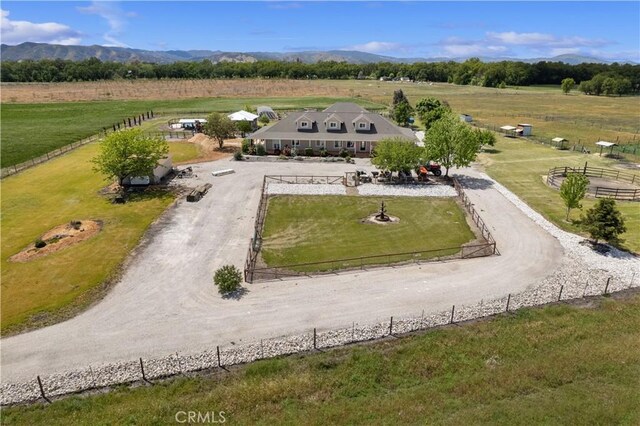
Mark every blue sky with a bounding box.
[2,1,639,61]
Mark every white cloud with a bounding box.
[77,1,135,47]
[343,41,407,54]
[487,31,608,48]
[442,43,508,57]
[549,47,581,56]
[0,9,82,45]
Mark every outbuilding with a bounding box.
[460,114,473,123]
[516,123,532,136]
[500,125,517,137]
[228,110,259,128]
[596,140,617,156]
[551,137,568,149]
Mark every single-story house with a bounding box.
[123,156,173,186]
[228,110,259,128]
[248,102,417,157]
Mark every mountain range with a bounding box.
[0,42,624,65]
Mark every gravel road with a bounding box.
[2,158,633,385]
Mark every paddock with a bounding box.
[547,165,640,201]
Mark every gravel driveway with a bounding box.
[2,157,632,384]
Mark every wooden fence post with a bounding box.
[604,277,611,294]
[37,375,49,402]
[389,316,394,335]
[216,346,222,368]
[140,357,147,381]
[313,328,317,349]
[506,294,511,312]
[558,285,564,301]
[450,305,455,324]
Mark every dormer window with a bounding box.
[329,122,338,129]
[300,121,310,128]
[358,122,366,129]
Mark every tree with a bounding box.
[258,114,270,125]
[392,101,413,127]
[561,77,575,94]
[414,97,451,130]
[92,129,168,187]
[213,265,243,295]
[203,112,237,149]
[392,89,408,107]
[559,173,589,220]
[424,113,482,177]
[236,120,253,137]
[371,137,423,172]
[475,128,496,147]
[580,198,626,245]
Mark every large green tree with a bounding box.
[424,113,482,177]
[392,101,414,127]
[371,138,423,172]
[203,112,237,148]
[559,173,589,220]
[580,199,626,245]
[414,97,451,130]
[92,129,168,187]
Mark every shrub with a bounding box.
[241,139,250,154]
[70,220,82,230]
[34,238,46,248]
[233,151,244,161]
[339,148,349,158]
[345,155,352,163]
[256,144,266,156]
[304,147,314,156]
[213,265,243,294]
[290,147,298,157]
[258,115,270,125]
[320,148,328,157]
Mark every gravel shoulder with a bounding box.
[3,158,628,384]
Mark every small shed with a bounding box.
[516,123,532,136]
[178,118,207,130]
[596,141,617,156]
[228,110,259,129]
[552,137,568,150]
[460,114,473,123]
[257,106,278,120]
[123,156,173,186]
[500,125,517,137]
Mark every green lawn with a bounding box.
[4,294,639,425]
[478,137,640,253]
[261,195,476,271]
[0,141,201,333]
[0,97,384,167]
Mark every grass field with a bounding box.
[478,137,640,253]
[0,96,383,167]
[4,293,639,425]
[261,195,476,271]
[0,141,202,333]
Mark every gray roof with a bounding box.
[323,102,369,113]
[250,103,416,143]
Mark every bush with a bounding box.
[213,265,243,294]
[304,147,314,156]
[233,151,243,161]
[70,220,82,230]
[345,155,352,163]
[34,238,46,248]
[339,148,349,158]
[241,139,250,154]
[258,115,270,125]
[320,148,328,157]
[256,144,266,156]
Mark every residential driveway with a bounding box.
[1,159,563,383]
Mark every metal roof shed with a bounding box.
[552,137,568,149]
[500,125,517,137]
[596,141,617,156]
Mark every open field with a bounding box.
[0,142,202,333]
[0,96,383,167]
[477,137,640,253]
[4,293,639,425]
[261,195,475,271]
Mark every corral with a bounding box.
[547,165,640,201]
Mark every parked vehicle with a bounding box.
[417,161,442,177]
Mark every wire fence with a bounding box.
[2,272,636,406]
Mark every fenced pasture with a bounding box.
[547,166,640,201]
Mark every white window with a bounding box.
[273,141,281,150]
[346,141,354,148]
[358,122,367,129]
[329,122,338,129]
[292,140,301,147]
[300,121,309,128]
[334,141,342,148]
[316,140,324,147]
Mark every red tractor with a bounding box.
[417,161,442,179]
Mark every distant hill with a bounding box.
[0,42,626,65]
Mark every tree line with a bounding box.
[2,57,638,94]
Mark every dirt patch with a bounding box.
[178,134,237,164]
[9,220,103,263]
